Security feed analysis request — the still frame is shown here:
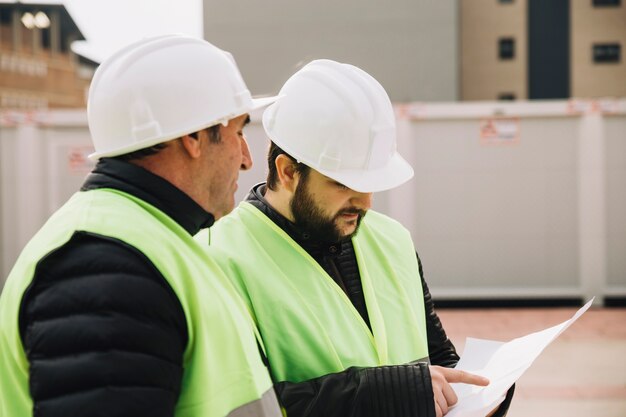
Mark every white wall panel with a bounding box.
[1,103,624,305]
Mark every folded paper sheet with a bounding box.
[447,298,594,417]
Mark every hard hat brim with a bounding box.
[88,95,281,161]
[316,151,414,193]
[251,95,281,110]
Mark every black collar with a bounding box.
[245,182,347,257]
[82,158,214,235]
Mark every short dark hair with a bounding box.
[189,124,221,144]
[113,124,221,162]
[266,141,310,191]
[112,143,168,162]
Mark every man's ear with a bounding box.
[275,154,299,193]
[180,133,203,159]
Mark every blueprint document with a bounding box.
[447,298,594,417]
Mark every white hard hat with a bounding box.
[87,34,278,160]
[262,59,413,193]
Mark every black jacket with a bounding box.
[19,158,213,417]
[247,183,514,417]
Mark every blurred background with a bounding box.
[0,1,625,415]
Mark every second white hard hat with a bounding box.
[88,34,278,160]
[262,59,413,193]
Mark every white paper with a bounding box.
[446,298,594,417]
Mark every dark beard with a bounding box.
[290,177,366,243]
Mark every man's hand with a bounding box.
[429,365,490,417]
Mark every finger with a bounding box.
[434,390,449,416]
[441,381,458,406]
[435,402,443,417]
[442,368,490,386]
[435,402,442,417]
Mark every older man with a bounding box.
[0,35,282,417]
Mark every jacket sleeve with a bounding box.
[417,253,460,368]
[19,231,188,417]
[275,362,436,417]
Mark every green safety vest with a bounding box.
[0,189,281,417]
[199,202,429,383]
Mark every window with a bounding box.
[498,93,516,101]
[593,0,620,6]
[0,7,12,25]
[593,43,621,63]
[499,38,515,60]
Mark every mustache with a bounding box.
[336,208,367,218]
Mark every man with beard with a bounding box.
[202,60,514,417]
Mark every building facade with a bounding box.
[0,1,93,109]
[461,0,626,101]
[203,1,624,103]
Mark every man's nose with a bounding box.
[240,136,253,171]
[351,191,373,210]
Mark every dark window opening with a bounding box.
[41,26,51,49]
[498,93,517,101]
[0,7,12,25]
[593,0,620,6]
[593,43,621,63]
[499,37,515,60]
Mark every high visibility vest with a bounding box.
[0,189,281,417]
[201,202,429,383]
